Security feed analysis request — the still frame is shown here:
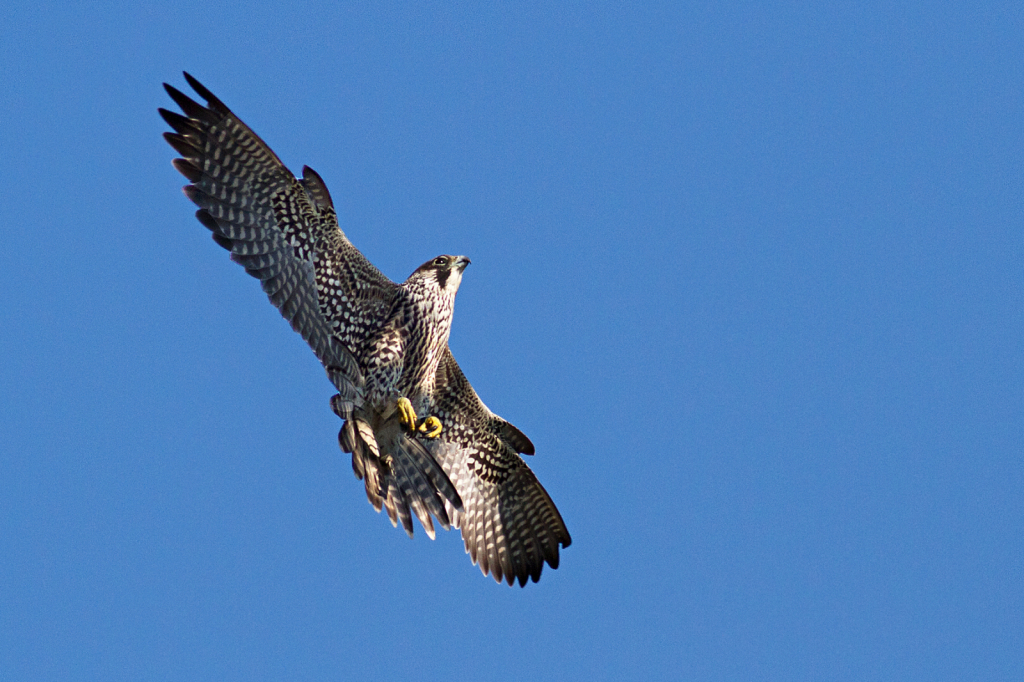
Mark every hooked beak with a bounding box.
[455,256,471,270]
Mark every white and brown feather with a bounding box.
[430,350,571,586]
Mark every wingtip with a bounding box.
[171,157,202,182]
[184,71,230,113]
[182,71,203,94]
[163,82,184,101]
[182,71,206,96]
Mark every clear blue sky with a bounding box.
[1,2,1021,680]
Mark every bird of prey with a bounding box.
[160,73,571,586]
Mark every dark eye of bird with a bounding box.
[433,257,447,267]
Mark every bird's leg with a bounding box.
[396,397,418,430]
[417,416,443,439]
[395,397,443,438]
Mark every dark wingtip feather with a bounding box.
[164,132,200,158]
[212,233,233,251]
[194,209,219,232]
[158,107,198,134]
[182,72,230,113]
[164,83,210,120]
[172,158,202,182]
[182,184,204,205]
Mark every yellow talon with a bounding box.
[396,397,417,430]
[418,416,443,439]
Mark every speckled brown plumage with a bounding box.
[431,351,571,586]
[161,73,570,585]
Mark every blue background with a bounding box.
[1,2,1021,680]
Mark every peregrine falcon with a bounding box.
[161,73,571,586]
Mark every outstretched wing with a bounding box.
[160,72,397,398]
[161,74,459,533]
[429,349,571,587]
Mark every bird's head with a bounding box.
[409,254,471,294]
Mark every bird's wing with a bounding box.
[162,74,459,529]
[428,349,571,586]
[160,72,398,400]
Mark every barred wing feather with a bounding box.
[430,349,571,587]
[161,73,459,538]
[160,73,398,397]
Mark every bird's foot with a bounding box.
[396,397,418,430]
[417,415,443,439]
[396,397,442,438]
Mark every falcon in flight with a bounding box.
[160,73,570,586]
